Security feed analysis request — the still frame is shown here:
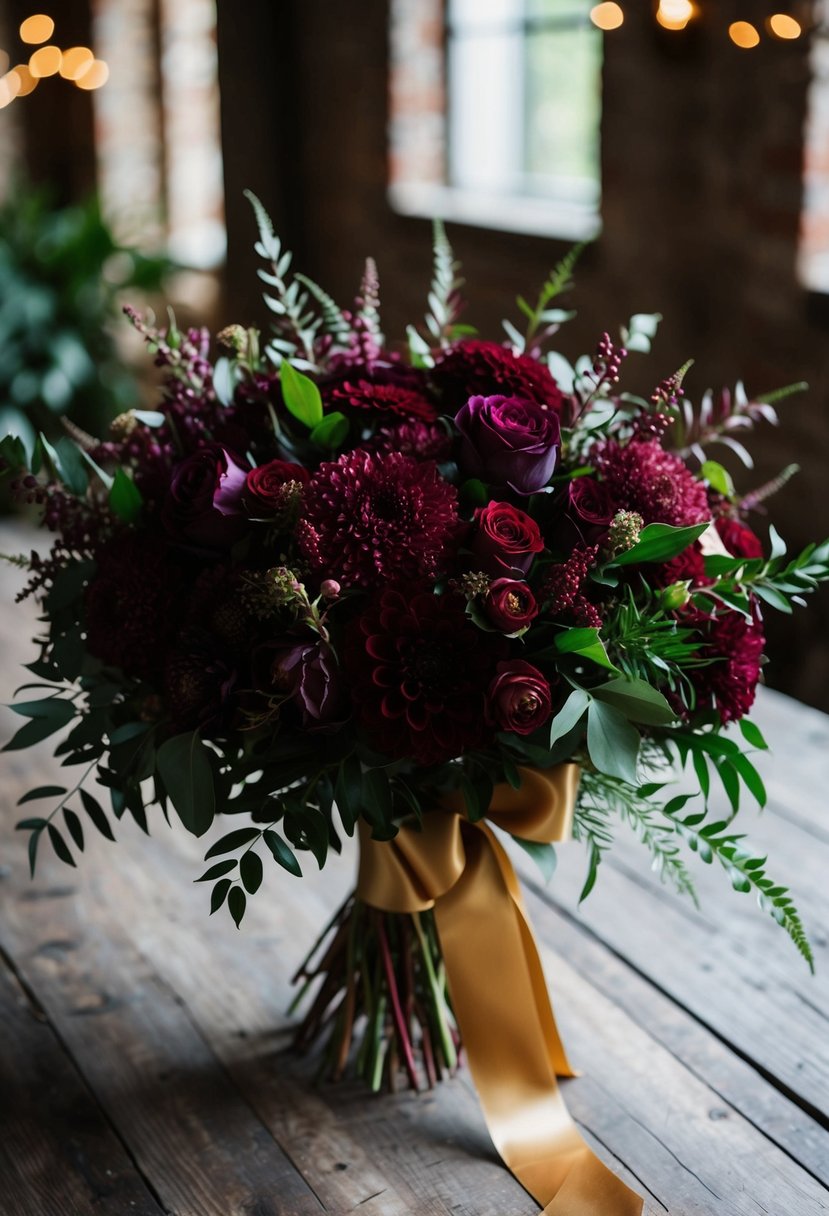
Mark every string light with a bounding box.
[60,46,94,81]
[656,0,697,31]
[74,59,109,91]
[729,20,761,48]
[590,2,624,30]
[28,44,62,77]
[19,14,54,45]
[10,63,39,96]
[0,69,22,108]
[0,50,9,75]
[768,13,802,39]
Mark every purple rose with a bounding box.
[271,639,347,731]
[568,477,614,527]
[163,444,248,550]
[454,395,561,494]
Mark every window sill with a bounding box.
[388,182,601,243]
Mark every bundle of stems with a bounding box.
[290,897,461,1092]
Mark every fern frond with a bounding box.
[295,274,350,342]
[518,242,585,351]
[244,191,320,369]
[424,219,465,348]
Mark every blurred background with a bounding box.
[0,0,827,709]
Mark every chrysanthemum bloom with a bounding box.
[432,339,565,410]
[594,439,710,527]
[326,379,438,422]
[298,450,460,588]
[685,608,765,724]
[345,587,506,764]
[371,420,453,462]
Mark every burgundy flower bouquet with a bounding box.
[3,198,829,1212]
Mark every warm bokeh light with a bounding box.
[19,14,54,45]
[74,59,110,91]
[768,13,802,40]
[60,46,94,81]
[0,69,22,108]
[10,63,39,97]
[0,50,9,76]
[28,44,62,77]
[656,0,696,31]
[589,2,624,31]
[729,21,761,48]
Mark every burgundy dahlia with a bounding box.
[345,587,506,765]
[326,378,438,422]
[594,440,710,528]
[298,450,460,589]
[433,340,564,411]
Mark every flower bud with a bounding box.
[660,581,691,611]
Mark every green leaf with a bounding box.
[63,807,84,851]
[204,827,260,859]
[610,522,710,567]
[552,628,619,673]
[156,732,216,837]
[731,753,767,807]
[45,560,96,610]
[108,468,143,523]
[263,828,302,877]
[210,879,231,913]
[514,837,557,884]
[28,829,42,878]
[768,524,787,560]
[239,850,264,895]
[17,785,66,805]
[80,789,116,841]
[335,755,362,836]
[47,825,76,868]
[3,713,73,751]
[586,700,640,784]
[213,356,240,406]
[16,817,49,831]
[196,859,237,882]
[228,886,247,928]
[590,676,677,726]
[10,698,76,722]
[309,411,349,449]
[700,461,735,499]
[279,360,323,428]
[549,688,590,746]
[54,436,89,496]
[738,718,768,751]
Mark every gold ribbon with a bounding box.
[357,764,643,1215]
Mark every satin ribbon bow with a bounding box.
[357,763,643,1216]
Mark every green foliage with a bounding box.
[422,219,467,351]
[699,535,829,617]
[516,242,585,351]
[0,185,169,447]
[279,359,324,428]
[156,732,216,837]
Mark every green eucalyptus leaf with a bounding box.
[514,837,557,884]
[586,700,640,784]
[108,468,143,523]
[280,360,323,428]
[156,731,216,837]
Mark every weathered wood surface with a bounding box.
[1,528,828,1215]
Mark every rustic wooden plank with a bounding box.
[91,818,829,1215]
[0,865,326,1216]
[0,945,165,1216]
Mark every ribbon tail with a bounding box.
[433,825,643,1216]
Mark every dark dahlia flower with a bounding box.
[345,587,506,765]
[371,420,453,462]
[298,450,460,589]
[85,533,185,682]
[433,339,564,411]
[165,633,238,735]
[685,608,765,724]
[594,440,710,528]
[326,378,438,422]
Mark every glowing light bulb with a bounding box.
[10,63,38,96]
[19,14,54,45]
[60,46,94,80]
[74,59,109,90]
[656,0,696,30]
[28,44,62,77]
[768,13,801,39]
[729,21,760,48]
[590,2,624,31]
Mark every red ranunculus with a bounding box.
[487,660,552,735]
[245,460,310,515]
[471,501,544,576]
[485,579,539,632]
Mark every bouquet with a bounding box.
[3,198,828,1213]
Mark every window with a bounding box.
[389,0,602,240]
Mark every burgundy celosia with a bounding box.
[432,340,565,410]
[345,587,505,764]
[594,440,710,528]
[298,450,459,588]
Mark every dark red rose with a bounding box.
[345,586,507,765]
[433,339,565,410]
[245,460,310,515]
[163,444,248,550]
[568,477,614,527]
[471,502,544,576]
[485,579,539,632]
[716,517,764,559]
[455,395,561,494]
[487,660,552,735]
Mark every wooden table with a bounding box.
[1,529,828,1215]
